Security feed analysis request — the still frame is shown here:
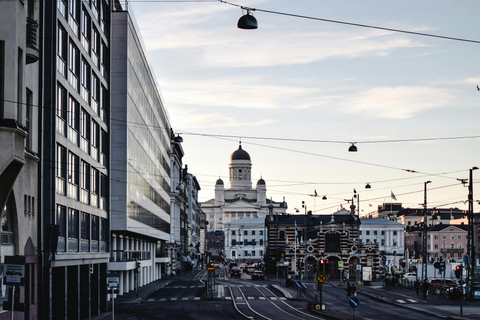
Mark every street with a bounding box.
[106,267,480,320]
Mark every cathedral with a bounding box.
[201,143,288,232]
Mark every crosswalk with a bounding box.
[396,299,419,304]
[225,296,287,301]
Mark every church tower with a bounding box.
[229,142,252,189]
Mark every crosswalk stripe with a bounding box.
[194,297,200,300]
[159,298,166,301]
[407,299,418,303]
[182,297,189,300]
[259,297,265,300]
[248,297,254,300]
[397,300,406,304]
[270,297,277,300]
[171,298,177,301]
[225,297,232,300]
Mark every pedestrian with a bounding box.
[352,284,357,297]
[422,279,429,299]
[346,282,352,300]
[414,279,420,297]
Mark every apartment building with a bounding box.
[41,0,111,318]
[0,0,41,318]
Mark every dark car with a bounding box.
[429,279,459,293]
[246,266,256,274]
[230,267,242,278]
[228,263,237,272]
[251,270,265,280]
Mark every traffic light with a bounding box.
[455,265,463,278]
[319,259,324,265]
[136,260,141,273]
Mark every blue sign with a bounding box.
[294,280,302,289]
[349,297,360,308]
[215,230,220,236]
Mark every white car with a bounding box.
[403,273,417,282]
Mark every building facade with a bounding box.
[0,0,41,318]
[359,218,405,273]
[41,0,111,318]
[266,210,379,281]
[224,218,267,264]
[109,4,171,295]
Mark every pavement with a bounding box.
[92,269,480,320]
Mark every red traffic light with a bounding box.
[326,260,330,264]
[456,265,460,270]
[320,259,324,264]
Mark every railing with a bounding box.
[110,250,151,262]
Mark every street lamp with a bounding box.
[422,180,432,281]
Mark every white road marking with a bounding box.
[397,300,406,304]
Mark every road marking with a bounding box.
[236,297,243,300]
[248,296,254,300]
[407,299,418,303]
[190,286,196,288]
[397,300,406,304]
[171,298,177,301]
[194,297,200,300]
[259,297,265,300]
[159,298,166,301]
[182,297,189,300]
[270,297,277,300]
[148,299,154,301]
[225,297,232,300]
[280,297,286,300]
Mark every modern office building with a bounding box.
[0,0,41,318]
[41,0,111,318]
[109,3,171,295]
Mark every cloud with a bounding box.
[341,86,455,119]
[168,108,278,129]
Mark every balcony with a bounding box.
[110,250,151,262]
[26,18,39,64]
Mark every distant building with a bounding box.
[225,218,266,263]
[265,210,379,281]
[359,218,405,272]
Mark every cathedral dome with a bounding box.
[230,144,251,161]
[257,178,265,186]
[216,178,224,185]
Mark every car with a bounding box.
[230,267,242,278]
[212,261,220,268]
[403,273,417,282]
[245,266,256,274]
[228,263,237,272]
[429,279,459,293]
[251,270,265,280]
[446,283,465,299]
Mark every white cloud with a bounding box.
[341,86,455,119]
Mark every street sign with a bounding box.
[434,262,440,268]
[107,273,120,288]
[317,274,326,283]
[207,265,215,273]
[463,255,472,264]
[348,297,360,308]
[4,264,25,285]
[338,261,344,268]
[294,280,302,289]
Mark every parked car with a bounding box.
[230,267,242,278]
[429,279,459,293]
[251,270,265,280]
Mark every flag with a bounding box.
[391,191,397,201]
[314,189,318,197]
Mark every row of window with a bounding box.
[24,195,35,215]
[57,84,108,165]
[429,243,463,249]
[56,204,108,252]
[56,143,107,209]
[231,230,263,236]
[429,235,464,240]
[231,250,263,258]
[231,239,264,246]
[59,0,108,41]
[359,230,398,236]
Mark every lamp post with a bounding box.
[467,167,478,300]
[422,180,432,282]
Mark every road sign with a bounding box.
[338,261,344,268]
[434,262,440,268]
[463,255,472,264]
[207,265,215,272]
[349,297,360,308]
[317,274,326,283]
[294,280,302,289]
[107,273,120,288]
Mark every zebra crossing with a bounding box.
[225,296,287,301]
[396,298,419,304]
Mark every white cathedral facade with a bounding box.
[201,143,288,232]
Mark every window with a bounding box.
[458,235,461,240]
[91,120,99,161]
[81,7,91,52]
[100,41,108,79]
[443,236,447,240]
[259,230,263,236]
[100,173,107,210]
[80,160,90,204]
[80,212,90,252]
[56,84,67,136]
[1,197,15,245]
[67,152,79,200]
[434,235,438,240]
[100,84,108,122]
[67,96,79,145]
[91,167,99,207]
[91,27,99,67]
[56,144,67,195]
[259,239,263,246]
[25,89,32,150]
[56,205,66,251]
[80,108,90,153]
[251,251,255,257]
[381,231,385,235]
[366,231,370,235]
[451,235,455,240]
[252,230,256,235]
[91,73,99,113]
[244,230,248,236]
[80,58,90,103]
[231,230,236,236]
[57,26,67,76]
[381,239,385,245]
[358,231,362,235]
[393,231,397,236]
[374,231,377,235]
[68,0,78,35]
[68,42,79,90]
[68,208,79,251]
[434,244,438,249]
[450,243,454,249]
[100,129,107,166]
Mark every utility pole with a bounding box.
[467,167,478,300]
[422,181,431,282]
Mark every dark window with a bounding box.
[325,233,341,252]
[81,212,90,240]
[56,144,67,195]
[68,208,79,239]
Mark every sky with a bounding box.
[128,0,480,216]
